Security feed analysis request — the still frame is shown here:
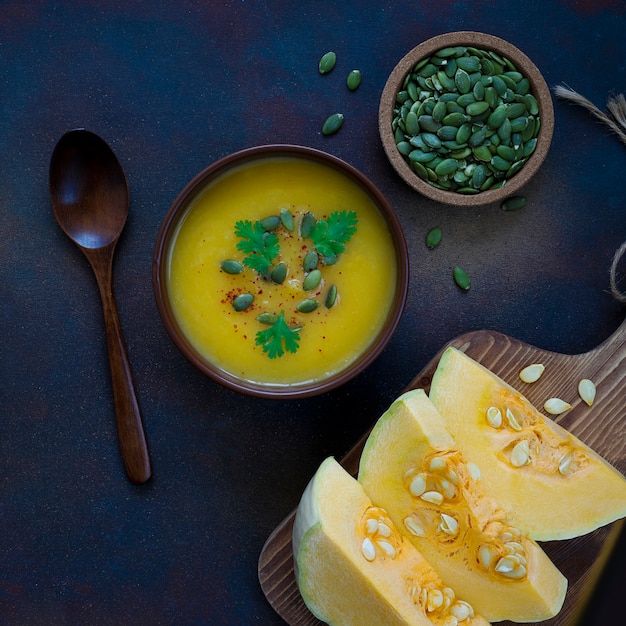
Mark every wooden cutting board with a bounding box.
[258,321,626,625]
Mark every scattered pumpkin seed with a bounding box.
[346,69,361,90]
[233,293,254,311]
[501,195,527,211]
[425,226,442,249]
[322,112,344,135]
[543,397,572,415]
[519,363,545,383]
[325,284,338,308]
[453,266,470,290]
[318,51,336,74]
[578,378,596,406]
[297,298,319,313]
[303,269,322,291]
[220,259,243,275]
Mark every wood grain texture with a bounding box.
[258,320,626,625]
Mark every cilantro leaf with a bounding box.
[234,220,280,277]
[310,210,358,258]
[255,310,301,358]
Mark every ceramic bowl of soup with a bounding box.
[379,31,554,206]
[153,145,409,399]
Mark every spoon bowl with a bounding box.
[50,129,152,484]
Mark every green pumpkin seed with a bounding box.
[417,114,441,133]
[300,212,316,238]
[405,111,420,135]
[303,251,319,272]
[432,100,448,122]
[322,112,344,135]
[466,100,490,116]
[233,293,254,311]
[257,312,278,325]
[425,226,442,249]
[437,125,458,141]
[435,158,458,177]
[271,262,287,284]
[303,269,322,291]
[442,112,468,127]
[409,149,436,163]
[318,51,336,74]
[220,259,243,275]
[280,208,294,231]
[260,215,281,231]
[454,69,472,94]
[487,104,507,129]
[346,69,361,90]
[422,132,442,149]
[325,284,338,308]
[297,299,319,313]
[490,155,511,172]
[501,195,527,211]
[456,55,481,72]
[453,266,470,290]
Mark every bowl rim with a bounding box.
[152,144,410,399]
[379,30,555,206]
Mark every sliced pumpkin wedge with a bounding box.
[429,347,626,541]
[293,456,490,626]
[358,389,567,623]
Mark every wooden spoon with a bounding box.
[50,129,152,485]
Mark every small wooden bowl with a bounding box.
[153,145,409,399]
[379,31,554,206]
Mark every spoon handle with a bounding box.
[91,249,152,485]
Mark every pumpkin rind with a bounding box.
[429,347,626,541]
[358,389,567,623]
[293,456,490,626]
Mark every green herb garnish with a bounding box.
[255,311,301,358]
[234,219,280,277]
[309,210,358,258]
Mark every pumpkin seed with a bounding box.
[303,250,319,272]
[300,211,316,238]
[425,226,442,249]
[271,262,287,284]
[233,293,253,311]
[346,69,361,90]
[501,195,527,211]
[325,284,337,308]
[322,112,343,135]
[578,378,596,406]
[453,266,470,290]
[220,259,243,275]
[303,269,322,291]
[297,298,319,313]
[261,215,281,231]
[544,397,572,415]
[280,208,294,231]
[393,45,540,194]
[318,51,336,74]
[256,312,278,325]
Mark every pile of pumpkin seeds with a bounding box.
[392,45,540,194]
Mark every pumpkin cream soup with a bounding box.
[166,156,398,386]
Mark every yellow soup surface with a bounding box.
[166,156,398,386]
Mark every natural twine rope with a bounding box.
[610,240,626,303]
[553,85,626,303]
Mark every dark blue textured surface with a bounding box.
[2,1,626,624]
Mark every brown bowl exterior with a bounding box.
[379,31,554,206]
[152,145,409,399]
